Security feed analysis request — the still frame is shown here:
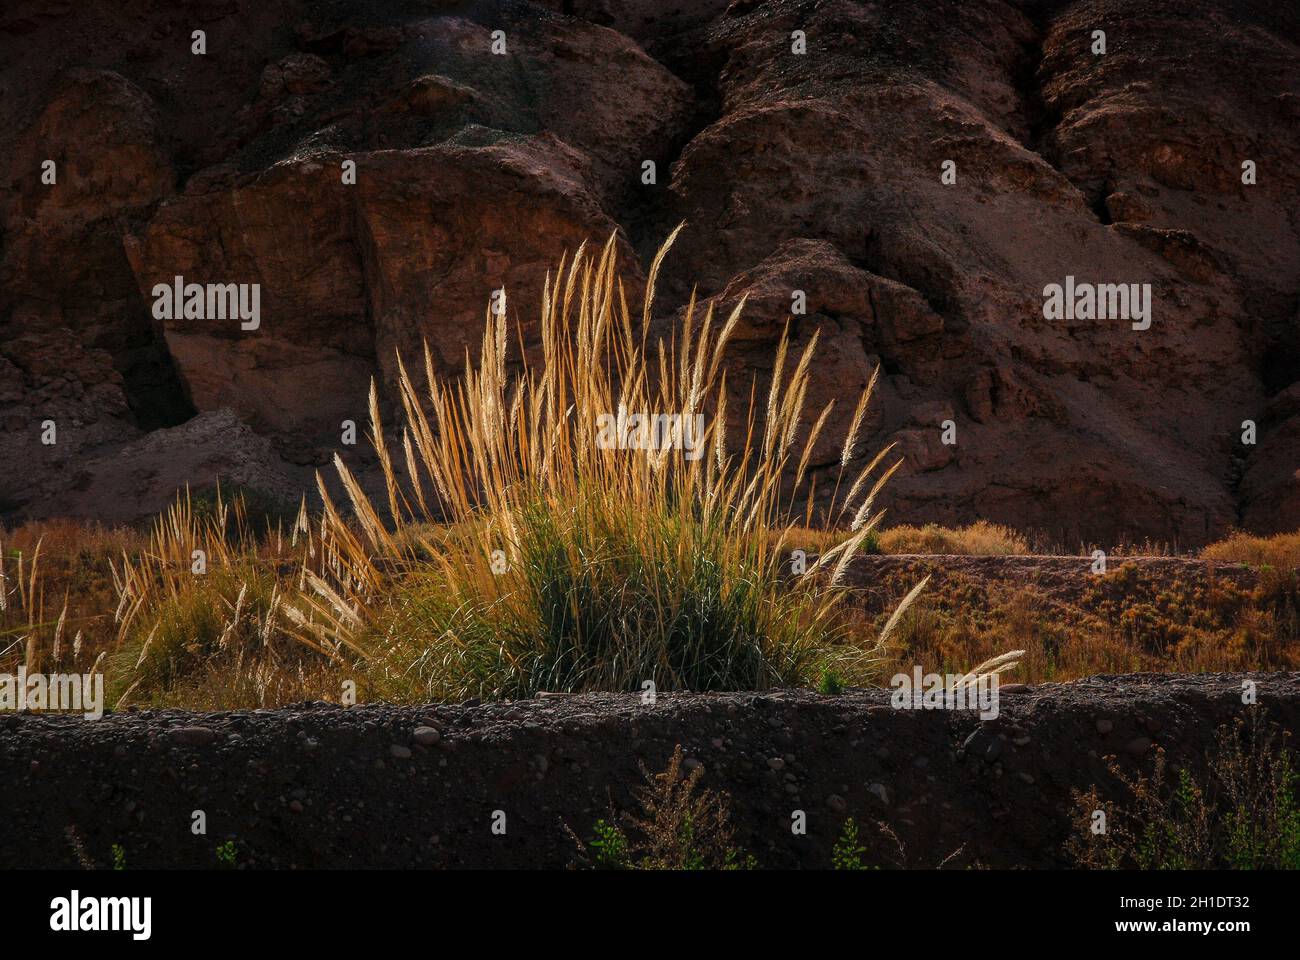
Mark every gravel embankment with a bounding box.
[3,673,1298,869]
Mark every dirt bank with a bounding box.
[846,554,1259,611]
[2,673,1297,869]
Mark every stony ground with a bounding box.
[3,673,1297,869]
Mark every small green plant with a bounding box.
[111,843,125,871]
[1219,718,1300,869]
[587,820,630,870]
[215,840,238,869]
[1069,708,1300,869]
[832,817,871,869]
[817,669,845,695]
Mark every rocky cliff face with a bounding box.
[1,0,1296,544]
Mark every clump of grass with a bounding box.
[1069,709,1300,869]
[109,491,337,708]
[294,228,920,699]
[0,527,119,697]
[572,744,754,870]
[876,520,1028,556]
[1203,530,1300,570]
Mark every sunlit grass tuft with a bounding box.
[292,228,917,699]
[107,490,327,708]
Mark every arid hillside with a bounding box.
[1,0,1298,544]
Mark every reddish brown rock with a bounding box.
[115,9,683,471]
[1240,382,1300,535]
[700,239,945,470]
[122,157,373,459]
[0,0,1295,542]
[354,139,639,395]
[22,409,307,525]
[655,0,1294,544]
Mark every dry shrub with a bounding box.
[1203,530,1300,570]
[877,520,1028,556]
[572,744,753,870]
[875,555,1300,684]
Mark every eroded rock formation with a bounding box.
[1,0,1296,542]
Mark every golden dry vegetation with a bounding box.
[1,237,1294,709]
